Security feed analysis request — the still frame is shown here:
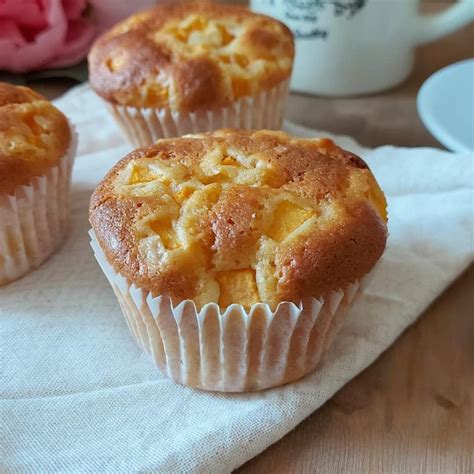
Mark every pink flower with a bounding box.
[0,0,158,73]
[0,0,94,72]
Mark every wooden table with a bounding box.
[26,6,473,473]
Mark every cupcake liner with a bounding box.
[107,79,290,147]
[90,229,376,391]
[89,229,377,392]
[0,128,76,286]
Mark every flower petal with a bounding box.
[0,20,27,45]
[0,0,67,72]
[61,0,88,20]
[48,17,96,68]
[0,0,46,28]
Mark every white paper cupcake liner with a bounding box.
[0,129,76,286]
[107,79,290,147]
[89,229,377,392]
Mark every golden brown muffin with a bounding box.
[0,82,71,196]
[88,2,294,112]
[90,129,387,309]
[0,82,75,287]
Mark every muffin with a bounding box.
[89,129,387,391]
[88,3,294,147]
[0,83,75,286]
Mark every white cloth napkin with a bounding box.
[2,84,473,473]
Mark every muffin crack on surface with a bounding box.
[88,3,294,111]
[90,129,388,309]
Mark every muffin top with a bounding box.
[88,3,294,111]
[0,82,71,196]
[90,129,387,309]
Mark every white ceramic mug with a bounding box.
[250,0,474,96]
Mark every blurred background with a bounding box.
[0,0,472,147]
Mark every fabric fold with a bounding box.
[1,84,472,473]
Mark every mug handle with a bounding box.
[415,0,474,44]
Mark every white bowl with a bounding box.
[417,59,473,153]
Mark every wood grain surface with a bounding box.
[237,268,473,473]
[25,2,473,473]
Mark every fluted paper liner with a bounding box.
[107,79,290,147]
[90,229,376,392]
[0,128,76,286]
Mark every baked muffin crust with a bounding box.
[90,129,387,309]
[88,3,294,111]
[0,82,71,195]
